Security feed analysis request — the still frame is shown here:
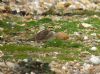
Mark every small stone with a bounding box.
[30,72,35,74]
[89,55,100,64]
[83,36,88,40]
[80,23,93,28]
[54,52,59,55]
[75,63,81,68]
[74,32,80,36]
[23,59,28,62]
[83,63,91,70]
[62,66,66,70]
[91,33,97,36]
[0,72,3,74]
[52,56,57,59]
[36,59,42,62]
[0,27,4,31]
[0,44,3,46]
[0,51,4,57]
[20,24,26,26]
[97,34,100,39]
[6,62,16,68]
[90,47,97,51]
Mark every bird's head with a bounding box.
[48,26,54,31]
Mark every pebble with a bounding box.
[89,55,100,64]
[0,51,4,57]
[23,59,28,62]
[91,33,97,36]
[0,27,4,31]
[90,46,97,51]
[80,23,93,28]
[83,36,88,40]
[0,60,100,74]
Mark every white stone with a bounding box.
[31,72,35,74]
[90,47,97,51]
[74,32,80,36]
[62,66,66,70]
[83,63,91,70]
[39,25,45,31]
[52,56,57,59]
[23,59,28,62]
[0,62,15,68]
[62,62,68,70]
[0,27,4,31]
[0,72,3,74]
[91,33,97,36]
[54,52,59,55]
[95,40,100,42]
[0,35,3,38]
[83,36,88,40]
[89,55,100,64]
[36,59,42,62]
[0,44,3,46]
[81,23,93,28]
[0,51,4,57]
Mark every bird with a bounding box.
[33,26,55,43]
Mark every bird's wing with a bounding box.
[35,30,50,41]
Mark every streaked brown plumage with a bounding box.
[33,29,54,43]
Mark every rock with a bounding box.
[83,36,88,40]
[0,0,100,15]
[55,32,69,40]
[0,62,15,68]
[62,62,69,70]
[82,63,96,74]
[83,63,92,70]
[89,55,100,64]
[90,46,97,51]
[91,33,97,36]
[74,32,80,36]
[0,44,3,46]
[30,72,35,74]
[68,1,85,10]
[94,65,100,73]
[97,34,100,39]
[0,72,3,74]
[17,59,53,74]
[55,2,70,10]
[80,0,90,4]
[23,59,28,62]
[0,51,4,57]
[80,23,93,28]
[0,27,4,31]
